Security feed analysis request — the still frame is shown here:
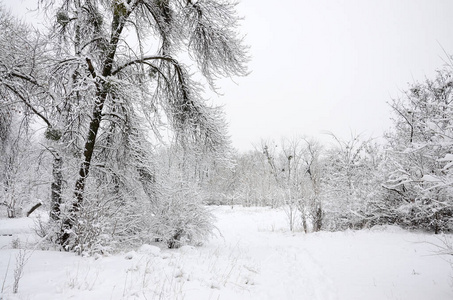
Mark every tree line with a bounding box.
[204,66,453,234]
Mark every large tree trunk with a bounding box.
[73,97,105,209]
[61,91,107,247]
[60,6,128,247]
[72,3,127,209]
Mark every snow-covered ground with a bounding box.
[0,206,452,299]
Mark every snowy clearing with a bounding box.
[1,206,452,300]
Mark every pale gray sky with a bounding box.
[214,0,453,151]
[4,0,453,151]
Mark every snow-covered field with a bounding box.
[0,206,452,300]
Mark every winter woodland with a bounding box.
[0,1,452,299]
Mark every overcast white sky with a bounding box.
[5,0,453,151]
[214,0,453,151]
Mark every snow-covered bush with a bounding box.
[35,169,151,255]
[321,134,386,231]
[150,183,216,249]
[0,112,48,218]
[66,199,115,255]
[384,66,453,233]
[35,196,114,254]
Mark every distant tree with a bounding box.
[234,149,277,207]
[300,138,323,232]
[322,133,385,230]
[0,7,50,218]
[261,137,325,232]
[0,110,32,218]
[262,139,299,231]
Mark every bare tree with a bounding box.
[322,132,384,230]
[301,138,323,232]
[261,137,321,232]
[262,139,299,230]
[0,8,51,218]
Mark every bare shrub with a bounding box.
[150,183,216,249]
[13,249,31,294]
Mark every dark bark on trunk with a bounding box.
[138,167,157,204]
[50,154,63,220]
[73,96,105,209]
[434,212,440,234]
[312,202,323,232]
[72,3,128,211]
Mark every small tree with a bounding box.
[262,139,299,231]
[322,133,385,230]
[300,138,323,232]
[261,137,325,232]
[384,66,453,233]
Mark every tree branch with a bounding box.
[3,83,52,127]
[111,55,177,76]
[389,102,414,143]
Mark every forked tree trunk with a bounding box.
[7,205,16,218]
